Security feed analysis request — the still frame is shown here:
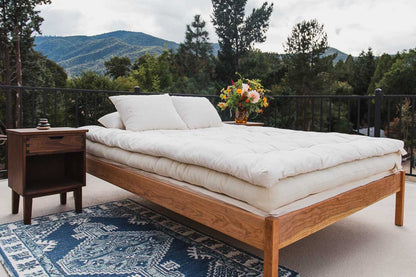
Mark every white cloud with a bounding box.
[38,0,416,56]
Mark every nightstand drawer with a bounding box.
[26,135,84,154]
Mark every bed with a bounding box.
[84,94,406,277]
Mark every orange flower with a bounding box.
[236,89,242,94]
[245,99,250,103]
[264,102,269,108]
[221,94,226,99]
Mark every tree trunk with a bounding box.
[14,23,22,128]
[1,37,11,85]
[1,0,10,86]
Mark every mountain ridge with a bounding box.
[34,31,181,76]
[34,30,350,76]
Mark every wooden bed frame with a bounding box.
[87,155,405,277]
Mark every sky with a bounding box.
[37,0,416,56]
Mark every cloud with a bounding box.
[38,0,416,56]
[39,9,83,36]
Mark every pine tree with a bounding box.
[368,54,394,94]
[352,48,376,95]
[377,49,416,95]
[211,0,273,82]
[283,19,334,95]
[176,15,214,90]
[0,0,51,127]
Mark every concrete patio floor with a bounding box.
[0,174,415,277]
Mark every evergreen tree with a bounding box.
[238,50,285,93]
[176,15,214,88]
[22,51,67,87]
[368,53,394,94]
[157,49,174,90]
[0,0,51,85]
[104,56,131,79]
[333,55,354,84]
[211,0,273,82]
[352,48,376,95]
[281,19,337,131]
[0,0,51,127]
[283,19,334,95]
[377,49,416,95]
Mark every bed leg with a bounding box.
[395,171,405,226]
[264,217,279,277]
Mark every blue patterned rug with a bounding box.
[0,199,298,277]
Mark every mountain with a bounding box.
[324,47,349,63]
[34,31,349,76]
[34,31,180,76]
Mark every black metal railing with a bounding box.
[0,85,415,178]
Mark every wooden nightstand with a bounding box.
[223,121,265,126]
[6,127,88,224]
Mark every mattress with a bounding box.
[84,124,405,188]
[88,155,397,217]
[86,124,404,213]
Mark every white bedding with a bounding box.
[87,140,401,213]
[84,124,405,212]
[84,124,405,188]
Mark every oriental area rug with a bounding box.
[0,199,299,277]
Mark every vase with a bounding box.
[235,107,249,124]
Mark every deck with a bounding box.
[0,174,415,276]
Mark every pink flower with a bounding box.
[248,90,260,103]
[242,83,249,93]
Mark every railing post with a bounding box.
[6,87,13,128]
[134,86,141,95]
[374,88,383,137]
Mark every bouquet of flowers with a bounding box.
[218,76,269,123]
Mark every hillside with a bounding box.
[34,31,180,76]
[324,47,349,63]
[34,31,349,76]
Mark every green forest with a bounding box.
[1,0,416,97]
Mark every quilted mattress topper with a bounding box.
[83,124,405,188]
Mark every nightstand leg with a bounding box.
[74,188,82,213]
[60,192,67,205]
[23,197,33,225]
[12,191,20,214]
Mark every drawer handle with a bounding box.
[49,136,64,140]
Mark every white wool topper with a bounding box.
[83,124,405,188]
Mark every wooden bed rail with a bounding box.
[277,171,404,249]
[262,170,405,276]
[87,155,405,277]
[87,155,266,249]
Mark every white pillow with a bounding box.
[171,96,222,129]
[109,94,187,131]
[98,112,124,129]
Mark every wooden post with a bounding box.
[264,217,279,277]
[23,197,32,225]
[60,192,67,205]
[395,171,405,226]
[12,190,19,214]
[74,188,82,213]
[374,88,383,137]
